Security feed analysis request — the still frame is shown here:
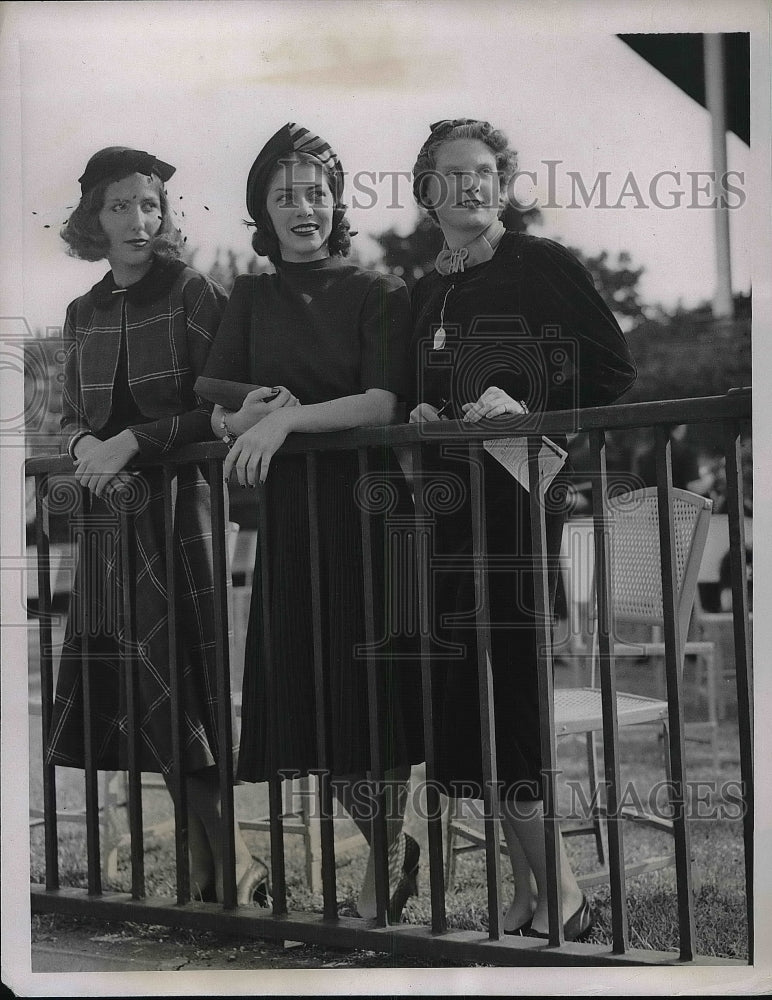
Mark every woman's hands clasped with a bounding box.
[72,430,140,498]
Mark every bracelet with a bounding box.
[67,430,91,461]
[220,413,236,449]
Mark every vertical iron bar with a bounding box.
[655,427,695,960]
[256,478,286,915]
[119,503,144,899]
[79,487,101,896]
[357,447,389,926]
[468,441,502,939]
[208,458,237,909]
[722,420,753,961]
[306,452,338,920]
[526,436,561,946]
[162,465,189,905]
[588,429,628,952]
[412,443,447,933]
[34,474,59,889]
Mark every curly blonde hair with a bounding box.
[412,119,518,224]
[61,173,183,262]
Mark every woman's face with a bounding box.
[98,172,163,276]
[427,138,502,244]
[265,158,334,262]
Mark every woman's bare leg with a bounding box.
[500,799,583,935]
[166,769,253,901]
[499,815,538,931]
[185,769,253,900]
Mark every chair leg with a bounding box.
[101,770,125,883]
[661,721,673,822]
[585,731,606,865]
[301,774,322,896]
[704,648,720,773]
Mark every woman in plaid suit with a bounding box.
[47,147,268,905]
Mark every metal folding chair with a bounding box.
[554,487,714,884]
[445,488,714,890]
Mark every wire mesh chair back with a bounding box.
[603,487,712,655]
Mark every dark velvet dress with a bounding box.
[47,259,233,775]
[409,232,637,799]
[203,257,424,781]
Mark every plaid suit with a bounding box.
[60,258,224,457]
[48,258,237,774]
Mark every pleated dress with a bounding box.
[203,257,424,782]
[409,232,638,800]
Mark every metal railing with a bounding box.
[27,389,752,967]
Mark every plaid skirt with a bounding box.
[46,465,238,775]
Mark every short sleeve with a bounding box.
[358,273,411,397]
[202,275,253,382]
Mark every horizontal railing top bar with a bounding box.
[25,389,751,477]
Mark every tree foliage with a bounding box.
[565,247,647,327]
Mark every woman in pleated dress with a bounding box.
[203,124,424,921]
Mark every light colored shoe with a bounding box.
[236,856,271,908]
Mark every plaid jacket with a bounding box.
[60,258,227,458]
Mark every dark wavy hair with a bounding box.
[246,152,351,267]
[60,172,183,262]
[412,120,518,225]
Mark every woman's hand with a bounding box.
[73,429,140,497]
[409,402,447,423]
[222,409,294,486]
[226,386,301,437]
[461,386,528,423]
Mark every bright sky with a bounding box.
[1,0,757,335]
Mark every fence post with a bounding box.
[119,499,145,900]
[412,443,447,933]
[35,473,59,890]
[162,465,189,904]
[589,429,629,952]
[527,436,561,946]
[722,420,753,961]
[655,427,696,960]
[468,441,502,940]
[306,451,338,920]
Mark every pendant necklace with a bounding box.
[433,282,455,351]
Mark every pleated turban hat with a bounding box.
[245,123,345,221]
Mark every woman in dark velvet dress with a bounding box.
[409,119,637,940]
[202,124,424,921]
[49,147,264,905]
